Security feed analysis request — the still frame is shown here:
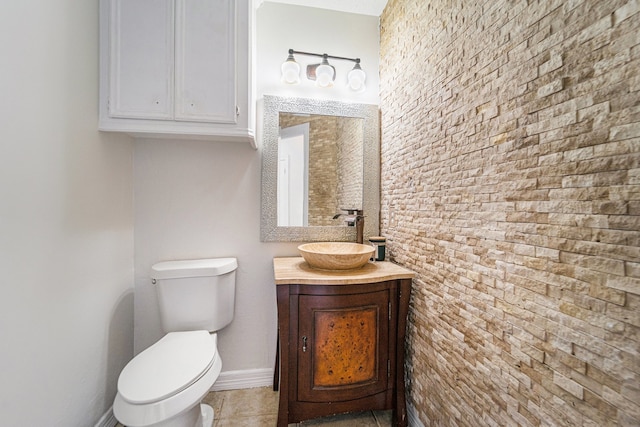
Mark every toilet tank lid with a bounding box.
[151,258,237,280]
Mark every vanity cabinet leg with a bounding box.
[393,278,412,427]
[276,286,291,427]
[273,332,279,391]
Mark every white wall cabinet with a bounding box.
[99,0,255,147]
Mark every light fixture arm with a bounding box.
[282,49,365,91]
[288,49,360,65]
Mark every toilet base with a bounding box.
[201,404,214,427]
[148,403,214,427]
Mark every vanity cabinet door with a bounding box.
[297,290,390,403]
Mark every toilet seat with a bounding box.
[118,331,216,404]
[114,331,221,427]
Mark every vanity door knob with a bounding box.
[302,336,308,352]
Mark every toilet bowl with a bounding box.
[114,331,221,427]
[113,258,237,427]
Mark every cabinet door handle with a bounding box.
[302,336,307,352]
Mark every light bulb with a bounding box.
[281,54,300,84]
[348,63,366,92]
[316,65,334,87]
[315,57,335,88]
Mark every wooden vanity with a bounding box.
[273,257,414,427]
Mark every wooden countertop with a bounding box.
[273,257,415,285]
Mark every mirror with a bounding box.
[277,112,363,227]
[261,95,379,242]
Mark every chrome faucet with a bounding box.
[333,209,364,244]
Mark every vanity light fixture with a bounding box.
[281,49,366,91]
[347,60,366,93]
[281,51,301,84]
[314,55,336,88]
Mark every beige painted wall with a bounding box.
[133,2,381,375]
[0,2,134,425]
[380,0,639,425]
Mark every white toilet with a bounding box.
[113,258,237,427]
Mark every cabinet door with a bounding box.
[297,290,390,402]
[175,0,236,123]
[109,0,173,119]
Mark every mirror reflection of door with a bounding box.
[277,123,309,226]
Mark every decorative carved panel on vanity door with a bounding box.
[297,290,390,403]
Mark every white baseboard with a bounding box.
[94,406,117,427]
[95,368,274,427]
[210,368,274,391]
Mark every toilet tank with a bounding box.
[150,258,237,333]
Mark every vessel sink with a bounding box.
[298,242,375,270]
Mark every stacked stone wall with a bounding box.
[337,117,364,210]
[379,0,639,425]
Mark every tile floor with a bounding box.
[116,386,393,426]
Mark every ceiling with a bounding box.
[261,0,389,16]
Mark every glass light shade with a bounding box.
[348,64,366,92]
[315,60,335,88]
[281,56,300,84]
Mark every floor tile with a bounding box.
[299,411,379,426]
[210,387,279,419]
[215,413,278,426]
[373,409,393,425]
[115,386,394,426]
